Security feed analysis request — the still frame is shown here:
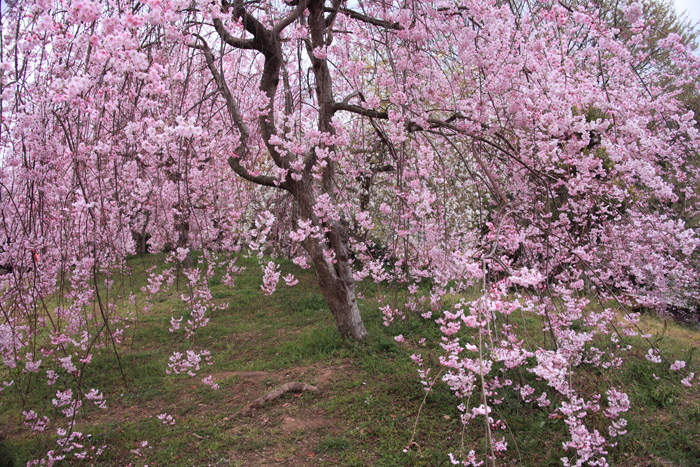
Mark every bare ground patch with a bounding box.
[226,405,345,467]
[219,362,356,466]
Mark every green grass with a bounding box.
[1,253,699,466]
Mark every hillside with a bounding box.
[1,253,699,466]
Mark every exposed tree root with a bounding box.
[240,382,318,416]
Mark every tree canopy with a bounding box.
[1,0,699,464]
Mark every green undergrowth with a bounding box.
[1,253,698,466]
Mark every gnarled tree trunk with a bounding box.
[196,0,369,340]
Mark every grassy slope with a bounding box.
[1,253,699,466]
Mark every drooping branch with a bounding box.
[273,0,310,34]
[323,6,403,30]
[214,0,287,170]
[221,0,273,44]
[332,101,558,184]
[189,35,282,189]
[333,101,389,119]
[212,19,258,50]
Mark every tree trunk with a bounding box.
[202,0,368,340]
[297,0,367,340]
[306,231,368,340]
[132,230,147,255]
[295,184,368,340]
[175,206,194,268]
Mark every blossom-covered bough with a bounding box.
[1,0,699,464]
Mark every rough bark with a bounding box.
[307,231,368,340]
[295,183,368,340]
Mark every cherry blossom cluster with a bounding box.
[1,0,699,465]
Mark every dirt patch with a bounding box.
[209,359,354,390]
[220,362,357,466]
[313,366,338,386]
[279,414,327,433]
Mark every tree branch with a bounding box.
[324,7,403,30]
[333,102,388,119]
[212,18,259,50]
[273,0,310,34]
[222,0,273,43]
[190,35,283,189]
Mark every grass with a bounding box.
[0,253,698,466]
